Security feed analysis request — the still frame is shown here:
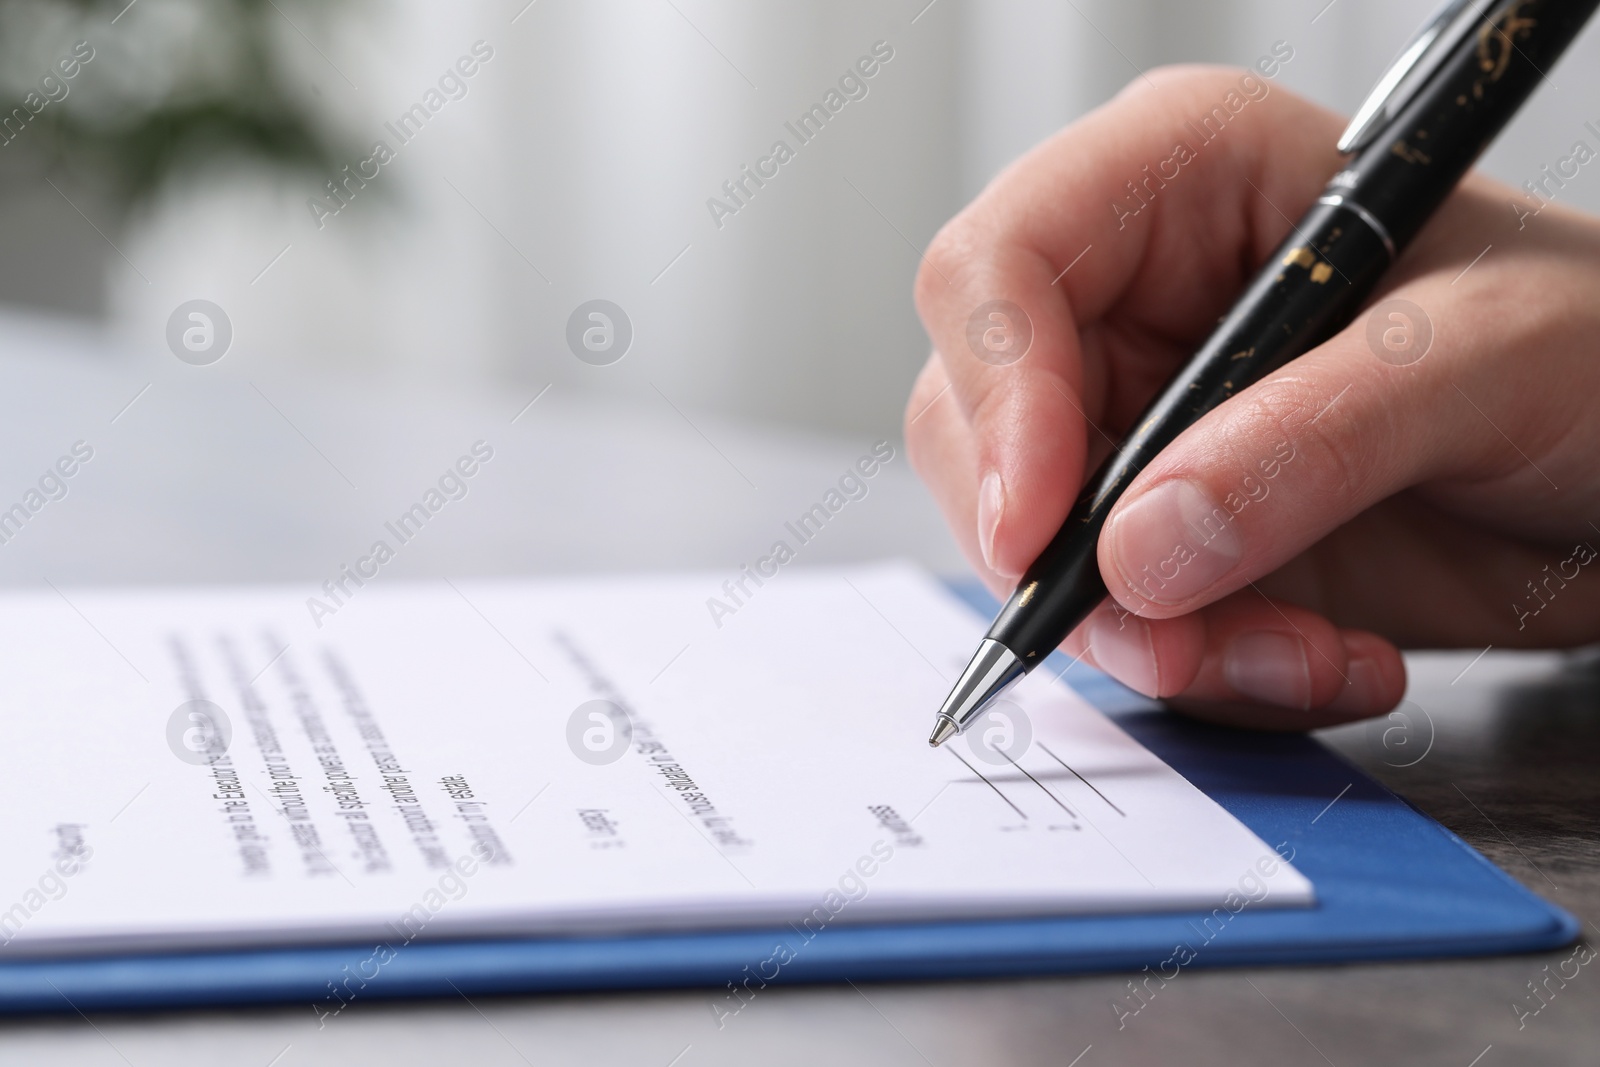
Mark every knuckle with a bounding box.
[1126,63,1263,105]
[1234,380,1382,503]
[914,218,979,321]
[959,372,1013,441]
[903,417,936,483]
[902,365,941,437]
[902,361,951,479]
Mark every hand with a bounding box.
[906,65,1600,729]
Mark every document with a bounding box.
[0,563,1310,956]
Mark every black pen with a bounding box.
[929,0,1600,747]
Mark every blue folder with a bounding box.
[0,580,1576,1013]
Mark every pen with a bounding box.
[929,0,1600,747]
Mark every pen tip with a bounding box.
[927,639,1026,751]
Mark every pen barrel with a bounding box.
[988,200,1391,664]
[1336,0,1600,248]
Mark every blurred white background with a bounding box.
[2,0,1598,436]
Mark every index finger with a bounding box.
[912,63,1345,579]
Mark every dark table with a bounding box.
[0,321,1592,1066]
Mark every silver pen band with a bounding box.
[1318,194,1397,260]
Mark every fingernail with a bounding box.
[1087,606,1161,697]
[1223,631,1311,709]
[1106,479,1242,607]
[1327,655,1381,715]
[977,470,1005,573]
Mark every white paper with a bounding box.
[0,562,1310,956]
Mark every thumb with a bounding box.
[1096,293,1475,618]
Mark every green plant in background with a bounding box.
[0,0,363,214]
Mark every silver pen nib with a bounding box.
[926,638,1026,747]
